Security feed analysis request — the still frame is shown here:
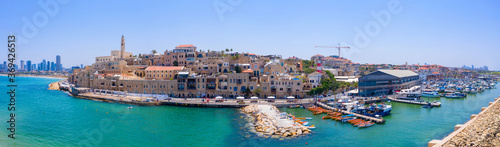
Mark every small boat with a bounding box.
[307,125,316,129]
[422,90,440,97]
[422,103,433,108]
[302,122,309,126]
[127,106,133,109]
[358,122,375,128]
[445,92,466,98]
[305,117,312,120]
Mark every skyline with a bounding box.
[1,0,499,70]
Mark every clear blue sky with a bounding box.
[1,0,499,70]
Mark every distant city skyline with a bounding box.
[1,1,499,70]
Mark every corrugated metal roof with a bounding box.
[378,69,418,78]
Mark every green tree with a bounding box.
[230,48,233,53]
[138,53,142,58]
[225,48,229,52]
[235,65,242,73]
[173,61,179,66]
[151,50,157,54]
[253,88,261,97]
[303,68,316,74]
[244,87,252,97]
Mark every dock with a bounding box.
[387,96,441,107]
[315,102,386,124]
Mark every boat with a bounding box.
[352,103,392,117]
[307,125,316,129]
[302,122,309,126]
[305,117,312,120]
[445,92,466,98]
[422,103,433,108]
[127,106,133,109]
[397,93,423,101]
[421,90,440,97]
[358,121,375,128]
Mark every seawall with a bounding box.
[428,95,500,147]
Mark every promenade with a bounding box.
[161,98,315,108]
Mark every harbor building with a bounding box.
[358,70,421,96]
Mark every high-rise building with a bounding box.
[47,60,50,71]
[26,60,32,71]
[56,55,61,71]
[32,64,36,71]
[20,60,25,71]
[42,59,46,71]
[51,62,55,71]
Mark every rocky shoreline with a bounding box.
[242,105,311,139]
[441,97,500,147]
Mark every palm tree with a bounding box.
[151,50,157,54]
[207,49,210,52]
[225,48,229,52]
[230,48,233,53]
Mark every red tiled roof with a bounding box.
[249,53,256,55]
[242,69,253,73]
[176,44,194,48]
[145,66,184,71]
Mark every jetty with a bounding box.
[315,102,386,124]
[387,96,441,107]
[242,105,311,138]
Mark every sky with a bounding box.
[1,0,499,70]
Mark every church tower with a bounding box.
[120,35,125,59]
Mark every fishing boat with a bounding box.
[127,106,133,109]
[307,125,316,129]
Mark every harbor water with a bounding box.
[1,76,499,146]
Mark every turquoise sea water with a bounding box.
[1,76,499,147]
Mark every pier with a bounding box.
[315,102,386,124]
[387,96,441,107]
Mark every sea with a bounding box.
[0,76,498,147]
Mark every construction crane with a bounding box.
[315,43,350,58]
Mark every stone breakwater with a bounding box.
[242,105,311,138]
[431,96,500,147]
[48,80,63,90]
